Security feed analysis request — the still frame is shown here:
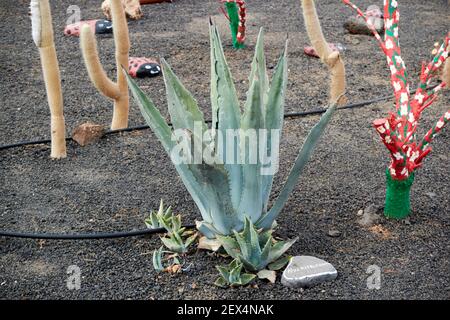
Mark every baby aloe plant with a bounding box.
[145,199,173,229]
[152,246,183,273]
[159,214,198,254]
[217,217,297,273]
[149,202,197,273]
[125,21,339,239]
[214,259,256,288]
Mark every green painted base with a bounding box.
[233,42,246,50]
[225,2,245,50]
[384,168,415,219]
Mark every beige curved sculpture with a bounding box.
[442,53,450,87]
[301,0,347,105]
[80,0,130,130]
[30,0,67,158]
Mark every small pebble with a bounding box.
[327,229,341,238]
[425,192,436,199]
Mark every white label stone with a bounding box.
[281,256,337,288]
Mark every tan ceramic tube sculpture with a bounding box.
[443,52,450,86]
[30,0,67,158]
[80,0,130,130]
[301,0,347,105]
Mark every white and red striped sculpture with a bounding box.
[343,0,449,218]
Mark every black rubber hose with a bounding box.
[0,224,197,240]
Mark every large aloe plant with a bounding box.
[125,22,338,238]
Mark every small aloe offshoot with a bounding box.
[145,199,173,229]
[150,206,197,254]
[149,202,197,273]
[152,246,182,273]
[214,259,256,288]
[217,217,297,273]
[159,214,198,254]
[126,21,340,239]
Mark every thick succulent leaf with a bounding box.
[158,216,173,234]
[161,58,207,134]
[248,28,269,106]
[172,230,184,245]
[163,207,173,220]
[229,261,243,283]
[259,229,273,247]
[161,237,183,253]
[214,277,228,288]
[196,221,221,239]
[260,236,273,264]
[158,199,164,213]
[189,163,236,235]
[268,237,298,263]
[185,233,198,248]
[217,235,240,259]
[172,215,182,232]
[209,22,242,210]
[268,255,290,271]
[229,259,240,270]
[145,212,159,229]
[232,229,251,259]
[261,42,288,212]
[125,70,175,153]
[239,255,260,272]
[238,77,264,221]
[151,213,160,228]
[125,70,213,229]
[243,217,263,265]
[152,247,164,272]
[216,265,230,281]
[239,273,257,286]
[257,102,339,229]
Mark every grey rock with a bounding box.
[327,229,341,238]
[281,256,337,288]
[357,204,381,227]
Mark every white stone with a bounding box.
[281,256,337,288]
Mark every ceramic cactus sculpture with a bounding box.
[443,56,450,86]
[220,0,246,49]
[30,0,67,158]
[81,0,130,130]
[342,0,450,218]
[301,0,346,105]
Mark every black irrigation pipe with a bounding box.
[0,224,197,240]
[0,93,393,152]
